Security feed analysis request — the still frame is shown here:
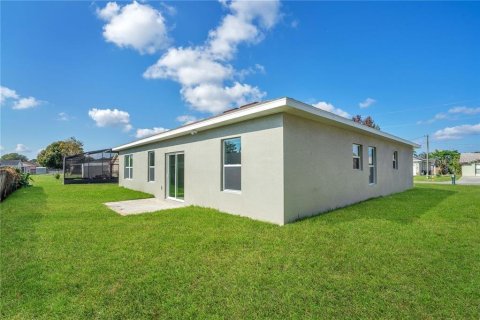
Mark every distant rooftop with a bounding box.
[460,152,480,164]
[0,160,23,167]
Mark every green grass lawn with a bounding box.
[1,176,479,319]
[414,175,461,182]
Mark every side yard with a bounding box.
[1,176,479,319]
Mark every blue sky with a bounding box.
[1,1,479,159]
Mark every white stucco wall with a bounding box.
[283,114,414,224]
[461,163,478,176]
[118,114,285,225]
[117,112,415,225]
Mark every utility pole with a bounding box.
[426,134,430,179]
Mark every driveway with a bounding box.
[456,176,480,185]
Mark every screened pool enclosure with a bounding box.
[63,149,119,184]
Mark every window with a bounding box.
[393,151,398,169]
[148,151,155,181]
[223,137,241,191]
[124,154,133,179]
[368,147,376,184]
[353,144,362,170]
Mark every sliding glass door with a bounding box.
[167,153,184,200]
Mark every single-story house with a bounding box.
[112,97,419,225]
[0,160,37,174]
[412,156,438,176]
[459,152,480,176]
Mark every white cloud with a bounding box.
[0,86,19,104]
[418,105,480,124]
[236,64,265,80]
[88,108,132,132]
[433,123,480,140]
[96,2,119,20]
[208,0,280,60]
[1,86,42,110]
[448,106,480,115]
[12,97,41,110]
[144,47,234,86]
[313,101,351,118]
[182,82,265,114]
[15,144,31,153]
[143,0,280,114]
[57,112,70,121]
[135,127,168,138]
[0,145,4,151]
[176,115,198,125]
[97,1,170,54]
[359,97,376,108]
[160,2,177,16]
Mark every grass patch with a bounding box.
[1,175,479,318]
[414,175,460,182]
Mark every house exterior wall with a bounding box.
[413,161,421,176]
[118,114,285,225]
[283,114,414,224]
[461,163,478,176]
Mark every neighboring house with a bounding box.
[22,161,37,174]
[413,156,421,176]
[0,160,37,174]
[113,97,419,225]
[412,156,438,176]
[459,152,480,177]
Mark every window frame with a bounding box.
[352,143,362,170]
[222,137,242,193]
[368,147,377,185]
[147,151,155,182]
[393,151,398,170]
[124,154,133,180]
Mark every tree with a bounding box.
[37,137,84,169]
[1,153,28,161]
[352,115,381,130]
[430,149,461,175]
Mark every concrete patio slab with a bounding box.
[105,198,185,216]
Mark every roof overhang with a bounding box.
[113,97,420,151]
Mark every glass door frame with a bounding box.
[166,152,185,202]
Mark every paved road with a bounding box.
[456,176,480,185]
[415,176,480,185]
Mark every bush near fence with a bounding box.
[0,167,32,202]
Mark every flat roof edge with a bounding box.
[113,97,419,151]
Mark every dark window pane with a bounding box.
[124,167,129,179]
[224,138,241,165]
[369,167,375,184]
[169,155,175,198]
[149,152,155,166]
[224,166,241,191]
[353,158,360,169]
[176,154,184,199]
[149,167,155,181]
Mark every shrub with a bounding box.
[0,167,32,201]
[55,173,60,180]
[17,169,33,187]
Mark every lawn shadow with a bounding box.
[300,187,457,225]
